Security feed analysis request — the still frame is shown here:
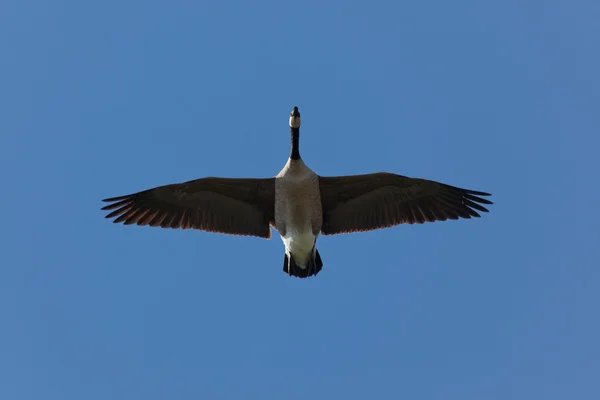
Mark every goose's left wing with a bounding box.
[318,173,492,235]
[101,177,275,238]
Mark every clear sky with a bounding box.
[1,0,598,399]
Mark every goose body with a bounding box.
[275,158,323,276]
[102,106,493,278]
[273,107,323,276]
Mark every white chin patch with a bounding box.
[289,116,301,128]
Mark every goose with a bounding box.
[101,106,493,278]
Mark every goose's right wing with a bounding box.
[101,177,275,239]
[318,173,492,235]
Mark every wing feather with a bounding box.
[319,173,492,235]
[101,177,275,238]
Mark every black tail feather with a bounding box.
[283,249,323,278]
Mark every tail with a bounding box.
[283,249,323,278]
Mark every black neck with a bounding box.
[290,127,300,160]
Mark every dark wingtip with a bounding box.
[463,189,493,206]
[468,194,493,205]
[102,195,129,202]
[465,189,492,197]
[101,195,130,212]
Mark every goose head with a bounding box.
[289,106,302,160]
[289,106,301,128]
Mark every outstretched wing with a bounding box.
[319,173,492,235]
[101,177,275,238]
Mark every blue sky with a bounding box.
[1,0,598,399]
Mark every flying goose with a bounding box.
[102,107,492,278]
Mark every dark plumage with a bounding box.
[319,173,491,234]
[102,178,275,238]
